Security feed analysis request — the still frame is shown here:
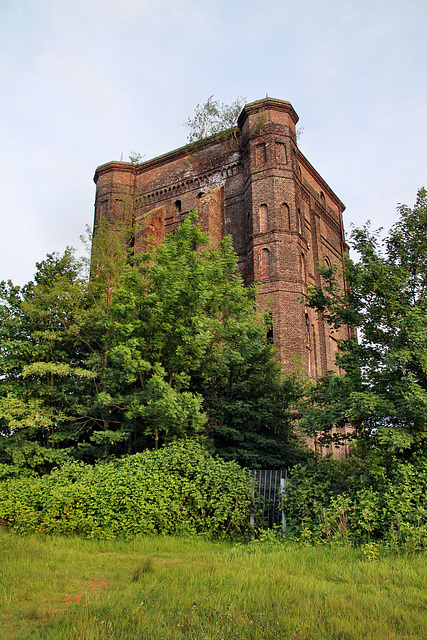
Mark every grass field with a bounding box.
[1,529,426,639]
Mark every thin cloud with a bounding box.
[0,0,426,285]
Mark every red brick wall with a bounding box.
[93,98,348,381]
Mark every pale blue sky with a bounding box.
[1,0,426,284]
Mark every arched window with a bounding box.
[264,310,274,344]
[196,193,204,215]
[320,191,326,207]
[311,323,318,377]
[330,336,339,365]
[305,313,310,345]
[174,200,181,217]
[281,202,291,229]
[298,207,303,234]
[261,248,270,279]
[301,253,307,284]
[259,204,268,232]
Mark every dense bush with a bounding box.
[0,440,253,540]
[283,452,427,551]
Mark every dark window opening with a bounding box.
[265,311,274,344]
[174,200,182,217]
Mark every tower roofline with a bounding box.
[93,129,239,184]
[94,161,136,184]
[94,98,300,184]
[237,97,299,129]
[298,149,346,212]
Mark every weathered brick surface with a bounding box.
[93,97,349,390]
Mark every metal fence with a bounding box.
[248,469,287,529]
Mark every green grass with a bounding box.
[1,529,426,639]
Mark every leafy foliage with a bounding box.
[128,150,145,164]
[0,249,92,476]
[185,95,245,147]
[283,452,427,550]
[301,188,427,456]
[0,214,305,474]
[0,440,253,539]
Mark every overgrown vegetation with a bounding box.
[283,451,427,551]
[1,85,426,557]
[184,94,245,145]
[0,213,306,477]
[302,187,427,457]
[284,188,427,550]
[0,440,252,540]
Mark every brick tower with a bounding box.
[94,98,348,381]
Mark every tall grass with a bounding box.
[1,529,426,639]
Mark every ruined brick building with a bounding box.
[94,97,349,385]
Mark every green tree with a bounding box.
[0,249,93,476]
[101,213,305,466]
[185,95,245,146]
[0,214,306,475]
[301,188,427,457]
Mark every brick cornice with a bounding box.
[94,161,136,184]
[237,98,299,129]
[94,133,242,184]
[298,150,345,212]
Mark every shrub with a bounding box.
[0,440,252,540]
[283,453,427,550]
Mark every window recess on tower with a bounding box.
[297,208,303,235]
[260,248,270,279]
[255,143,267,166]
[305,313,310,346]
[301,253,307,284]
[264,310,274,344]
[97,200,107,223]
[196,193,205,216]
[173,200,182,220]
[320,191,326,207]
[281,202,290,230]
[259,204,268,233]
[275,141,287,164]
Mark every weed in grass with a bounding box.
[362,542,380,562]
[142,556,153,573]
[130,559,152,583]
[131,567,141,582]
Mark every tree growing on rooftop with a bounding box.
[185,95,246,144]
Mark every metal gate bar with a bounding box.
[248,469,287,529]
